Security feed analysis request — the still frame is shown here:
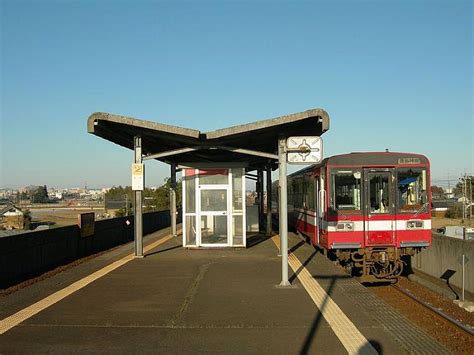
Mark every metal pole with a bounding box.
[462,254,465,301]
[462,176,466,223]
[258,170,264,232]
[257,170,261,230]
[469,176,472,225]
[278,137,290,286]
[266,165,272,237]
[134,136,143,257]
[125,194,128,216]
[170,163,177,237]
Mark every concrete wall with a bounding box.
[411,233,474,294]
[0,211,173,289]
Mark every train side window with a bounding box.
[330,170,362,215]
[319,173,325,216]
[307,178,315,210]
[397,168,428,213]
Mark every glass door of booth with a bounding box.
[182,168,245,248]
[198,185,231,247]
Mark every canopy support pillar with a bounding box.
[257,170,264,232]
[266,165,272,237]
[278,137,290,286]
[134,135,143,257]
[170,163,177,237]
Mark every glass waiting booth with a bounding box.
[183,168,246,248]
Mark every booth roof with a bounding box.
[87,108,329,171]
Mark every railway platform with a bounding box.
[0,227,450,354]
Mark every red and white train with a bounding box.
[285,152,431,282]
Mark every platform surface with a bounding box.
[0,228,449,354]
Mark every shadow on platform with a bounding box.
[145,244,182,257]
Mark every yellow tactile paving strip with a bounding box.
[272,235,377,355]
[0,233,174,335]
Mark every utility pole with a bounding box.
[462,175,467,224]
[278,136,290,286]
[104,193,107,213]
[469,176,472,226]
[125,194,129,216]
[170,163,177,237]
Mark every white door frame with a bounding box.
[198,184,231,247]
[182,168,247,248]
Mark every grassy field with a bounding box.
[30,207,107,228]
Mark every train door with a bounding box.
[363,169,395,246]
[314,177,320,246]
[317,170,327,248]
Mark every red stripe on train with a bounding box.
[295,219,431,248]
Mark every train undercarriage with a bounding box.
[331,246,421,283]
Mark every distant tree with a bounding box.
[20,191,29,202]
[106,186,133,201]
[446,204,463,218]
[431,186,444,194]
[104,186,133,213]
[431,185,444,199]
[42,185,49,203]
[31,185,49,203]
[23,209,32,230]
[146,177,183,212]
[454,176,474,199]
[114,208,126,217]
[105,178,182,213]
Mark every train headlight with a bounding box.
[337,222,354,231]
[406,220,423,230]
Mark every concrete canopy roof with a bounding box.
[87,108,329,171]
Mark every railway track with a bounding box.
[324,242,474,339]
[366,278,474,354]
[390,283,474,336]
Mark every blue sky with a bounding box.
[1,0,472,189]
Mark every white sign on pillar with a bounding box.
[132,163,144,190]
[286,136,322,164]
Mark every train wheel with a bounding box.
[344,262,354,276]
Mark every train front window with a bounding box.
[368,173,391,214]
[330,170,361,214]
[397,168,428,212]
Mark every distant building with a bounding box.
[0,202,30,230]
[0,189,11,198]
[48,191,63,200]
[88,190,104,200]
[445,188,455,199]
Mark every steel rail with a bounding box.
[391,284,474,336]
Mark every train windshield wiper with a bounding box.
[414,203,429,217]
